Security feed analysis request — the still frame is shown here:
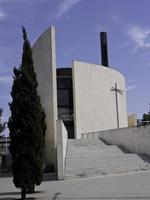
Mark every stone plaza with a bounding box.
[1,171,150,200]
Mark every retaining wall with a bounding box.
[81,125,150,156]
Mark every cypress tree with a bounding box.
[8,27,46,200]
[142,113,150,125]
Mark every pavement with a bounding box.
[1,171,150,200]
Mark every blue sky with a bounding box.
[0,0,150,134]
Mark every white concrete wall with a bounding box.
[128,114,137,127]
[81,126,150,156]
[32,27,58,166]
[72,61,128,139]
[57,120,68,180]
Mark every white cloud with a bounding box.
[0,94,11,101]
[119,41,130,49]
[2,115,8,122]
[0,76,12,84]
[64,47,77,56]
[126,84,138,91]
[52,0,82,20]
[111,15,121,24]
[127,26,150,51]
[0,9,6,19]
[0,0,27,3]
[0,0,34,20]
[0,0,12,2]
[0,60,11,73]
[0,66,11,73]
[94,25,107,33]
[0,0,10,2]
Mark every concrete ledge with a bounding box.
[57,120,68,180]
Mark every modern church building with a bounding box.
[32,26,128,167]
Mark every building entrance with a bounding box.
[57,68,74,139]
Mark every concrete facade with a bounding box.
[32,27,58,166]
[73,61,128,138]
[128,114,137,127]
[31,27,129,169]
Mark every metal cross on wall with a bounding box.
[111,82,124,128]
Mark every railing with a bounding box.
[137,120,150,126]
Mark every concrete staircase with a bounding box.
[64,139,150,179]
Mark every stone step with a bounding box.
[65,162,148,169]
[64,139,150,180]
[65,163,150,170]
[66,154,147,162]
[64,154,150,179]
[66,146,124,155]
[64,166,150,179]
[68,139,106,147]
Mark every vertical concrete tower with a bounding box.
[100,32,109,67]
[32,27,58,167]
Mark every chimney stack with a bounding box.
[100,32,109,67]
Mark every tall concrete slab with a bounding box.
[32,27,58,166]
[72,61,127,139]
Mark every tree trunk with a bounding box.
[21,188,26,200]
[27,184,35,193]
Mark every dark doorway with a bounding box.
[57,68,74,139]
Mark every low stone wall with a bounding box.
[81,125,150,156]
[57,120,68,180]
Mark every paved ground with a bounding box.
[1,171,150,200]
